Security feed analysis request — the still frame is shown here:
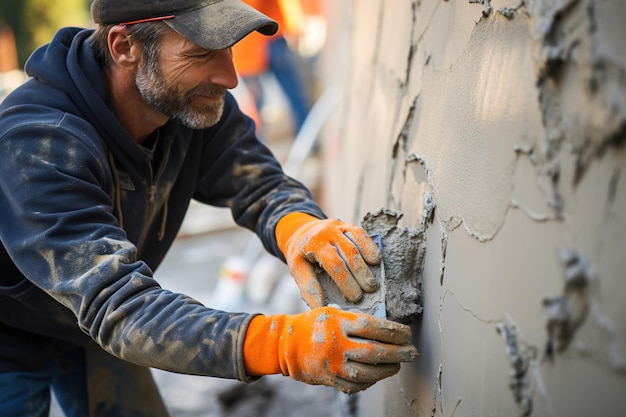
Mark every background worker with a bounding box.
[233,0,313,136]
[0,1,417,416]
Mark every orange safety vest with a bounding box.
[232,0,303,77]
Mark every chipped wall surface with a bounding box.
[321,0,626,416]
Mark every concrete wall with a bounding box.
[320,1,626,416]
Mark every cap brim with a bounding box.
[164,0,278,50]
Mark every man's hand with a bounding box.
[243,306,418,394]
[275,212,382,308]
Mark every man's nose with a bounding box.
[208,48,238,89]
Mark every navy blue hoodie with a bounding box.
[0,27,324,380]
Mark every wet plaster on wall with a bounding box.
[437,193,626,417]
[318,207,426,324]
[361,208,429,324]
[389,3,546,416]
[352,0,420,223]
[319,0,387,223]
[435,276,536,417]
[529,0,626,214]
[543,207,626,378]
[393,0,626,241]
[542,249,593,357]
[323,0,626,416]
[383,4,543,246]
[409,0,624,375]
[566,146,626,379]
[496,319,538,417]
[527,0,626,389]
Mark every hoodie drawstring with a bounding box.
[157,190,170,242]
[107,152,124,229]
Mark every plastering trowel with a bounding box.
[318,208,426,324]
[318,234,387,319]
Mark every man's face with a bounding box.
[135,31,238,129]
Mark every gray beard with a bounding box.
[135,61,226,129]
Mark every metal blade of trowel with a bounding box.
[318,234,387,318]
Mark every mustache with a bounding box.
[188,84,228,99]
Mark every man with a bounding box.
[0,1,418,416]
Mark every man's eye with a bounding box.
[194,51,214,59]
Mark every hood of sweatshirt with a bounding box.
[24,27,148,167]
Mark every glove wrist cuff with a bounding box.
[243,315,285,376]
[275,212,319,253]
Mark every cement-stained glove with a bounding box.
[276,212,382,308]
[243,306,418,394]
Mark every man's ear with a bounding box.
[108,26,141,68]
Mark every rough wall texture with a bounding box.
[320,0,626,416]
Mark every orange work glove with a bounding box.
[275,212,382,308]
[243,306,418,394]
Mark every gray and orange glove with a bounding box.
[243,306,418,393]
[276,212,382,308]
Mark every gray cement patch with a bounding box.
[318,208,425,324]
